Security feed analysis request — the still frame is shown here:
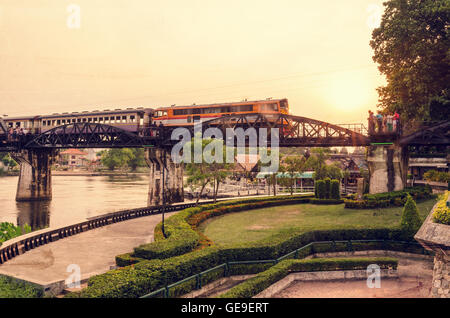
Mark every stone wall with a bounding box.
[432,252,449,298]
[367,144,408,194]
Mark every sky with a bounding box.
[0,0,387,124]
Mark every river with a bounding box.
[0,175,150,230]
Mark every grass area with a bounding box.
[200,198,438,246]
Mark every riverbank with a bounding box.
[0,170,149,177]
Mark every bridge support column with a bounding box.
[12,149,55,201]
[367,143,408,194]
[146,148,184,206]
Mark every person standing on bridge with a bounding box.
[375,111,383,133]
[368,110,375,134]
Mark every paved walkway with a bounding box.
[272,257,433,298]
[0,212,176,292]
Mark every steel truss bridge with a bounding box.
[0,113,448,150]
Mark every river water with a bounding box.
[0,175,150,230]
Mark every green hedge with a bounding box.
[0,276,44,298]
[309,198,344,205]
[218,257,398,298]
[316,180,326,199]
[331,179,341,199]
[67,227,423,298]
[345,186,433,209]
[132,195,312,261]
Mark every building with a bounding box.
[58,149,88,167]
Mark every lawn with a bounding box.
[200,198,438,246]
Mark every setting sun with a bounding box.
[325,72,374,113]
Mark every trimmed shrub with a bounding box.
[0,276,43,298]
[316,180,326,199]
[330,179,340,199]
[309,198,344,205]
[131,195,312,262]
[115,253,145,267]
[400,194,422,239]
[433,191,449,225]
[68,226,421,298]
[219,257,398,298]
[344,186,433,209]
[324,178,331,199]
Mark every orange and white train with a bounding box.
[152,98,289,127]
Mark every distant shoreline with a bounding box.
[1,171,149,177]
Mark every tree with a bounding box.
[280,156,307,195]
[307,148,330,180]
[400,194,422,239]
[185,137,231,204]
[128,148,146,171]
[100,149,132,171]
[370,0,450,129]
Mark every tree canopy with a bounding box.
[370,0,449,128]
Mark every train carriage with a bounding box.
[152,98,289,127]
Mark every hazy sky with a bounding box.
[0,0,386,124]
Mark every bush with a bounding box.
[330,179,340,199]
[400,194,422,239]
[433,191,449,225]
[131,196,312,261]
[344,186,433,209]
[219,257,398,298]
[316,180,326,199]
[68,225,419,298]
[424,170,450,183]
[309,198,344,205]
[324,178,331,199]
[0,276,43,298]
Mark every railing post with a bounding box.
[196,274,202,290]
[165,286,169,298]
[225,262,230,277]
[332,240,336,252]
[347,240,353,252]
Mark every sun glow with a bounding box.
[324,72,373,113]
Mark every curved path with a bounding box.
[0,212,176,294]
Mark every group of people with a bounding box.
[7,126,30,142]
[368,110,401,135]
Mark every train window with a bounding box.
[82,118,87,122]
[93,118,98,122]
[187,116,192,123]
[99,117,103,123]
[260,103,278,112]
[47,120,51,126]
[280,100,288,109]
[122,116,126,123]
[238,105,253,112]
[130,115,136,122]
[193,116,201,122]
[72,119,76,123]
[87,118,92,122]
[110,117,115,124]
[56,120,60,125]
[43,121,46,126]
[116,116,121,121]
[62,119,66,124]
[77,118,81,123]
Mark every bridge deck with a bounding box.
[0,211,176,294]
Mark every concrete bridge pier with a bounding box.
[367,143,409,194]
[145,148,184,206]
[12,149,55,201]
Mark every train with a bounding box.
[0,98,290,136]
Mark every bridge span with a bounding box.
[0,111,448,204]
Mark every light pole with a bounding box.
[161,148,167,238]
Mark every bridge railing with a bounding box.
[335,123,368,136]
[0,201,206,265]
